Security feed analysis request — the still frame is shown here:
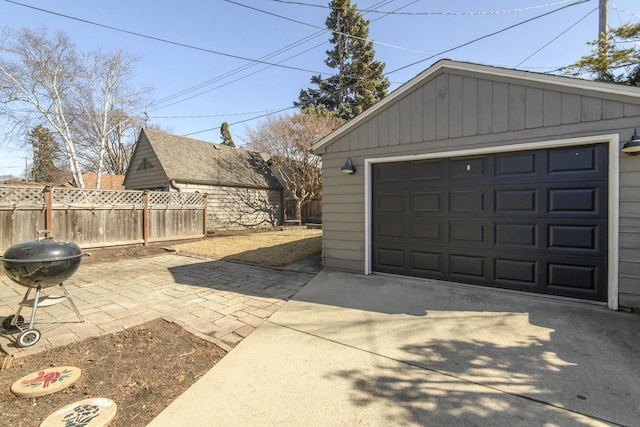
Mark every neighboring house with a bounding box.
[312,59,640,311]
[124,128,283,230]
[62,173,125,190]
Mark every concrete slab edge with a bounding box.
[161,316,233,352]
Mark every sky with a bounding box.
[0,0,639,178]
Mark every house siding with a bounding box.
[176,182,282,230]
[315,64,640,309]
[123,133,169,190]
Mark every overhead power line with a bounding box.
[268,0,577,15]
[387,0,592,75]
[3,0,324,75]
[182,106,296,137]
[516,6,598,67]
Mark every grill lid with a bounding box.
[2,238,83,263]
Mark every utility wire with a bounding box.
[182,106,296,137]
[387,0,592,75]
[3,0,324,75]
[268,0,577,16]
[516,6,597,67]
[226,0,433,55]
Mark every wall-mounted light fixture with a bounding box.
[622,129,640,155]
[341,158,356,174]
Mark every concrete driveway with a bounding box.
[149,269,640,426]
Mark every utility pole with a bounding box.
[598,0,608,80]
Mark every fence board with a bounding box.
[0,186,206,252]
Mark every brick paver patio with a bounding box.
[0,254,318,356]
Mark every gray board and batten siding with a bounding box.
[124,128,284,230]
[313,60,640,310]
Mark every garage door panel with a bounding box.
[548,188,600,213]
[410,221,441,240]
[548,146,597,173]
[548,225,597,250]
[409,160,441,181]
[495,258,537,285]
[450,254,485,278]
[378,221,405,238]
[450,157,486,178]
[449,221,486,245]
[410,251,442,274]
[376,193,405,212]
[372,143,608,301]
[376,164,405,183]
[376,248,405,269]
[410,192,442,212]
[495,223,537,247]
[495,189,537,212]
[450,191,485,212]
[547,263,600,291]
[496,152,537,176]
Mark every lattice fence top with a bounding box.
[0,186,46,208]
[148,191,206,209]
[54,188,145,208]
[0,185,206,209]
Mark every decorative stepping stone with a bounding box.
[11,366,81,398]
[40,397,117,427]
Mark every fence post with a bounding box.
[143,190,149,246]
[44,186,53,238]
[202,194,208,236]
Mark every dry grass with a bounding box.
[170,228,322,267]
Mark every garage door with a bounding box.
[372,143,608,301]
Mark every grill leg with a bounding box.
[59,283,84,323]
[11,287,31,327]
[28,285,42,330]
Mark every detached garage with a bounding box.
[312,60,640,311]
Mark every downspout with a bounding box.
[170,180,184,192]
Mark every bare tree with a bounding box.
[244,112,340,225]
[0,27,85,186]
[0,27,150,188]
[73,48,150,186]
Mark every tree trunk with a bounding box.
[295,200,303,226]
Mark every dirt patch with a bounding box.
[0,318,227,426]
[171,228,322,267]
[80,227,322,267]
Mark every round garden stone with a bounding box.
[11,366,81,398]
[40,397,117,427]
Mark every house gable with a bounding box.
[313,59,640,155]
[123,129,169,190]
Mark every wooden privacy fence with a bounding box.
[0,185,207,252]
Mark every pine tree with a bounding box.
[28,125,64,182]
[295,0,390,121]
[566,22,640,85]
[220,122,235,147]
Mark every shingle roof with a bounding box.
[142,128,282,189]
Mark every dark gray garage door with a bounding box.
[372,143,608,301]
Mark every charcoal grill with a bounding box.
[1,232,87,348]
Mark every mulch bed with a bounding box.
[0,318,227,426]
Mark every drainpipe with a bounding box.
[170,180,184,192]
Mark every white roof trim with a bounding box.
[312,59,640,153]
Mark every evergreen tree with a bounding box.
[566,22,640,85]
[295,0,390,121]
[220,121,235,147]
[28,125,64,182]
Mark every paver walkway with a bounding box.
[0,254,318,356]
